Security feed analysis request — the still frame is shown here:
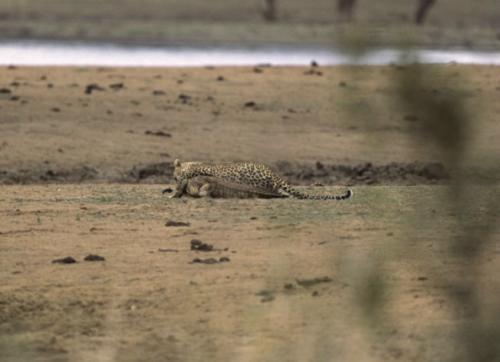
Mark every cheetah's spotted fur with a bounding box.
[169,159,352,200]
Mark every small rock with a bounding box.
[191,257,218,264]
[219,257,230,262]
[52,256,77,264]
[152,90,166,96]
[178,94,191,102]
[51,107,61,113]
[85,83,105,94]
[0,88,11,94]
[296,276,332,288]
[284,283,295,290]
[165,220,190,227]
[145,130,171,137]
[84,254,106,262]
[216,76,225,81]
[109,83,124,90]
[244,101,256,108]
[191,239,213,252]
[338,81,347,87]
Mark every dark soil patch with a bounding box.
[275,160,449,186]
[127,162,173,182]
[0,166,98,185]
[0,161,449,185]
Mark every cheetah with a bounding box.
[166,159,352,200]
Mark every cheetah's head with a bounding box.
[173,159,202,181]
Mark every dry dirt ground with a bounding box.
[1,65,499,184]
[0,184,499,362]
[0,65,499,361]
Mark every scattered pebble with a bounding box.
[0,88,11,94]
[109,83,124,90]
[152,90,166,96]
[178,94,191,103]
[296,276,332,287]
[191,239,213,252]
[191,257,218,264]
[52,256,77,264]
[165,220,191,227]
[191,256,230,264]
[145,130,171,137]
[216,76,225,81]
[85,83,105,94]
[244,101,256,108]
[84,254,106,262]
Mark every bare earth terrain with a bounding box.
[1,184,499,362]
[0,65,499,361]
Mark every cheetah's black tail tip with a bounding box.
[338,189,353,200]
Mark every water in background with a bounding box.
[1,41,500,66]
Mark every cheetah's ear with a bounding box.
[174,159,181,167]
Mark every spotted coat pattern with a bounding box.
[171,159,352,200]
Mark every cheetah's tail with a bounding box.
[282,184,353,200]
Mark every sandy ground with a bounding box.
[0,184,499,362]
[1,65,499,184]
[1,65,500,361]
